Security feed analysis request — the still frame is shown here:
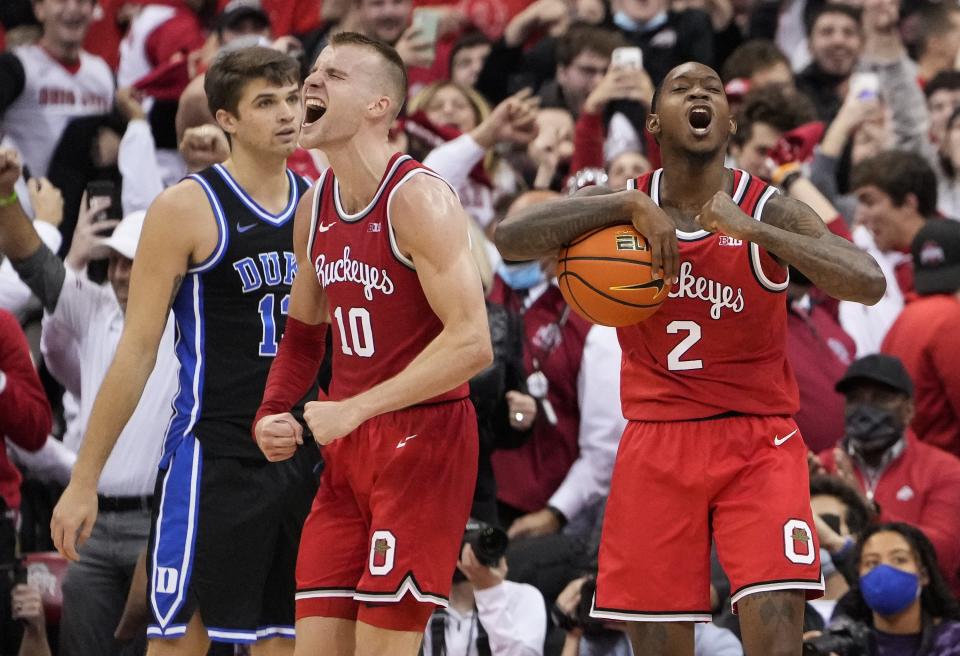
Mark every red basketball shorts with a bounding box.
[295,399,478,630]
[592,414,823,622]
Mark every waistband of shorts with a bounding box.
[97,495,153,512]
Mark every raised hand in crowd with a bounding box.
[115,87,147,122]
[472,88,541,149]
[11,583,52,656]
[506,390,537,431]
[582,65,655,115]
[26,178,63,228]
[503,0,571,47]
[178,124,229,173]
[395,25,437,69]
[63,192,117,273]
[0,149,21,197]
[820,90,883,158]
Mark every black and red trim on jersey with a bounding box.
[629,168,789,292]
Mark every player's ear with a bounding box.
[729,116,737,136]
[646,113,661,137]
[215,108,239,137]
[367,95,393,120]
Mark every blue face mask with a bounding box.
[498,261,545,290]
[860,564,921,616]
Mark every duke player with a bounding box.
[253,33,492,655]
[51,47,317,655]
[495,62,886,656]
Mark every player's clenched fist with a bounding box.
[0,147,22,194]
[696,190,753,239]
[304,400,364,446]
[254,412,303,461]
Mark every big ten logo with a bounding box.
[233,252,297,293]
[783,519,816,565]
[615,233,649,252]
[718,236,743,247]
[156,567,180,595]
[368,530,397,576]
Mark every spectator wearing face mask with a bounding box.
[882,220,960,459]
[489,192,625,540]
[820,523,960,656]
[818,355,960,598]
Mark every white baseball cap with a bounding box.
[99,210,146,260]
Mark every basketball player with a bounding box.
[252,32,492,655]
[50,46,317,655]
[494,62,886,656]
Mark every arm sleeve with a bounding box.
[548,325,626,521]
[0,311,51,451]
[144,12,205,67]
[570,111,605,175]
[40,313,81,396]
[0,222,64,315]
[422,134,486,191]
[6,435,76,486]
[253,317,328,438]
[119,119,166,214]
[930,332,960,434]
[9,242,67,314]
[0,52,25,114]
[474,581,547,656]
[861,55,928,155]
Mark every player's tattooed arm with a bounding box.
[698,191,886,305]
[495,186,680,282]
[166,274,183,313]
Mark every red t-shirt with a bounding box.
[882,294,960,459]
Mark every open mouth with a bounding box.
[687,105,712,134]
[303,98,327,125]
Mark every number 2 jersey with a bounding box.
[163,164,309,464]
[619,168,799,421]
[308,153,469,404]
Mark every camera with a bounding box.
[803,617,871,656]
[462,519,508,567]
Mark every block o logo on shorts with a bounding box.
[369,530,397,576]
[783,519,815,565]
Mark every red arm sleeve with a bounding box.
[252,317,328,439]
[569,111,605,175]
[0,311,51,452]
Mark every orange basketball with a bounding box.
[557,225,671,327]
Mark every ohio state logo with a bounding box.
[368,530,396,576]
[783,519,815,564]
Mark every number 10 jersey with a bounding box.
[618,168,799,421]
[308,153,469,404]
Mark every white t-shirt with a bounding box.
[3,45,114,178]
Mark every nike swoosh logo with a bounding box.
[237,222,257,233]
[774,429,799,446]
[317,222,336,232]
[396,434,417,448]
[608,279,665,293]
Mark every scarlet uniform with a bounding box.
[593,169,823,622]
[296,153,478,621]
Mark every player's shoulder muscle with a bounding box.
[143,178,215,264]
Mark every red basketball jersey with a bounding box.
[618,168,799,420]
[308,153,469,403]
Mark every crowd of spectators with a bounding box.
[1,0,960,654]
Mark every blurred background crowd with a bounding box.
[1,0,960,654]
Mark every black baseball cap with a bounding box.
[218,0,271,34]
[835,354,914,397]
[913,219,960,295]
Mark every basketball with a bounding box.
[557,225,671,327]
